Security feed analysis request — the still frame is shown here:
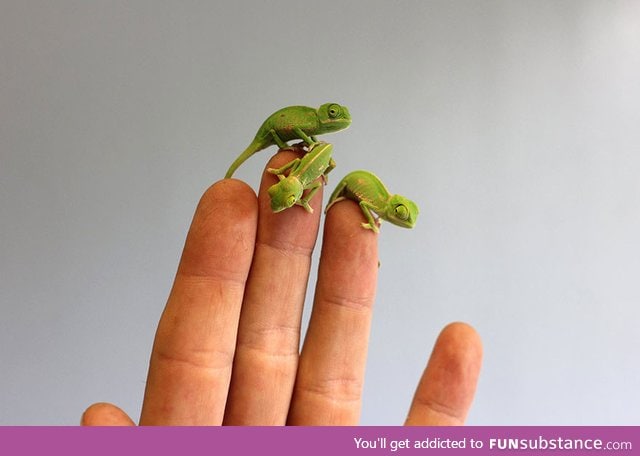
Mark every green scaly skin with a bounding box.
[224,103,351,178]
[267,142,335,213]
[325,170,419,233]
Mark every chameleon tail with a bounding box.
[224,138,266,179]
[324,178,349,213]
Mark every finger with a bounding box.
[404,322,483,425]
[287,200,379,425]
[224,148,323,425]
[139,180,258,425]
[81,402,135,426]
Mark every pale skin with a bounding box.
[81,149,483,426]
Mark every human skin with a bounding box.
[81,149,483,426]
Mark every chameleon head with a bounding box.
[317,103,352,133]
[385,195,419,229]
[268,177,304,213]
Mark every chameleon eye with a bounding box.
[287,195,297,207]
[328,104,341,118]
[394,204,409,221]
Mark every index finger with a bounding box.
[139,179,258,425]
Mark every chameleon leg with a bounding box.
[297,180,322,213]
[321,158,337,185]
[293,126,315,146]
[267,158,301,177]
[358,201,381,233]
[269,129,289,149]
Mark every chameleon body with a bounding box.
[267,142,335,213]
[325,170,419,233]
[224,103,351,178]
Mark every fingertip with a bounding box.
[316,198,379,312]
[256,149,324,249]
[436,322,484,362]
[179,178,259,277]
[429,322,484,399]
[81,402,135,426]
[405,322,483,426]
[198,178,258,219]
[324,198,379,239]
[321,198,380,293]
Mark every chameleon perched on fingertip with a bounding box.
[224,103,351,178]
[267,142,335,213]
[325,170,419,233]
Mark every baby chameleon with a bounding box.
[325,170,419,233]
[267,142,336,213]
[224,103,351,178]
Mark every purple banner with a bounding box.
[0,426,636,455]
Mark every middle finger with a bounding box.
[223,148,323,425]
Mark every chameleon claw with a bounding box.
[322,158,337,185]
[279,142,307,154]
[361,222,380,234]
[299,201,314,213]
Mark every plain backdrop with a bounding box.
[2,1,639,425]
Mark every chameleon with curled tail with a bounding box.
[224,103,351,178]
[325,170,419,233]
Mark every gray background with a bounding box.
[2,1,639,425]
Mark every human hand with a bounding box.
[81,149,482,426]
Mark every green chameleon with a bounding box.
[224,103,351,178]
[325,170,419,233]
[267,142,335,213]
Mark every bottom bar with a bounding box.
[0,426,636,455]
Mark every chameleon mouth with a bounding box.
[325,117,352,132]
